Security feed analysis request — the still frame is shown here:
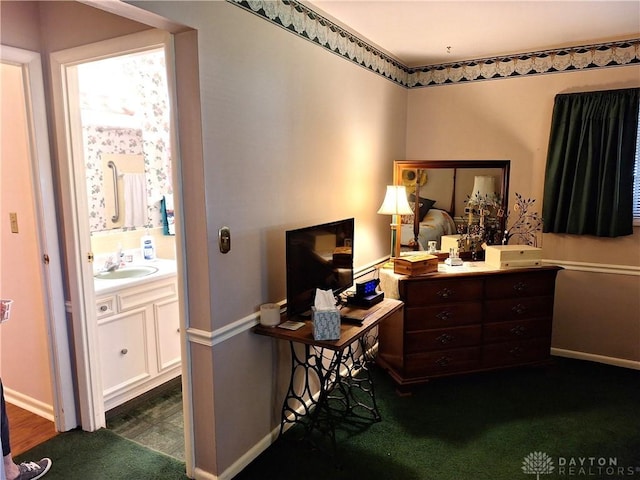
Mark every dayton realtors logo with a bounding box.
[522,452,640,478]
[522,452,555,479]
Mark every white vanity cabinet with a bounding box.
[96,275,180,411]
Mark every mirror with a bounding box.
[393,160,510,253]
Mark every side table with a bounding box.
[253,298,403,455]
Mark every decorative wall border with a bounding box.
[408,40,640,87]
[229,0,409,86]
[228,0,639,88]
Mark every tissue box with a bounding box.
[312,307,341,341]
[440,234,461,253]
[485,245,542,269]
[394,254,438,276]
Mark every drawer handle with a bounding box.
[99,305,108,312]
[435,310,453,321]
[513,282,528,293]
[120,348,128,355]
[437,288,454,299]
[436,333,454,344]
[509,346,523,357]
[510,325,526,336]
[435,356,451,367]
[512,304,527,315]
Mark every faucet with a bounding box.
[102,255,120,272]
[102,245,124,272]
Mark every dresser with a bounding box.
[377,265,561,392]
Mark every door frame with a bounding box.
[0,45,77,431]
[49,29,189,431]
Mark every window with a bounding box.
[634,109,640,225]
[543,88,639,237]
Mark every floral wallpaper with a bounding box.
[81,49,172,233]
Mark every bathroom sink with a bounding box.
[95,265,159,280]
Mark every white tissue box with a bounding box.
[312,307,340,341]
[440,235,461,252]
[485,245,542,269]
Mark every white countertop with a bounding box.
[93,258,177,296]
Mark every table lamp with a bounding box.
[377,185,413,258]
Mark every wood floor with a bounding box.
[5,403,57,456]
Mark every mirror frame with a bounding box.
[393,160,511,251]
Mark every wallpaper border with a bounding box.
[228,0,639,88]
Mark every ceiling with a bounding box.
[305,1,640,67]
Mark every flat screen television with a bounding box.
[285,218,354,318]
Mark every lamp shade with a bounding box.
[377,186,413,216]
[470,175,495,203]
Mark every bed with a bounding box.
[399,207,457,250]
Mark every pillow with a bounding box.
[409,195,436,221]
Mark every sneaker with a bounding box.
[17,458,52,480]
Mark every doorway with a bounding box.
[49,30,188,453]
[0,45,76,433]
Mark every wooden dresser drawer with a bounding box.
[405,347,481,377]
[484,271,558,299]
[405,302,482,330]
[484,296,554,322]
[483,318,552,343]
[405,325,482,353]
[401,278,483,306]
[482,337,551,368]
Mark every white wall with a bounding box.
[129,1,409,475]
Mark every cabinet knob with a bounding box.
[437,288,454,298]
[436,333,454,344]
[120,348,128,355]
[513,282,528,293]
[435,310,453,321]
[512,304,527,315]
[509,346,524,357]
[435,356,451,367]
[510,325,526,336]
[99,305,108,312]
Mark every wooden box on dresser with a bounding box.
[377,265,561,393]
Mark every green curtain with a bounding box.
[542,88,639,237]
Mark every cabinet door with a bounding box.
[98,308,149,395]
[154,298,181,372]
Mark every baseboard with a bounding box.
[551,348,640,370]
[215,428,279,480]
[3,386,55,421]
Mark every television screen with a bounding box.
[285,218,354,318]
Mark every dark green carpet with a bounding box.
[16,428,188,479]
[16,358,639,480]
[235,357,640,480]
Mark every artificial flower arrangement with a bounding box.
[502,193,543,246]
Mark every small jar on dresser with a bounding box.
[377,263,561,393]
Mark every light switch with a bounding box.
[219,226,231,253]
[9,212,18,233]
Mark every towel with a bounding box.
[162,194,175,235]
[123,173,148,228]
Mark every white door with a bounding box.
[0,45,77,431]
[49,29,183,431]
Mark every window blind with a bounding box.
[634,109,640,222]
